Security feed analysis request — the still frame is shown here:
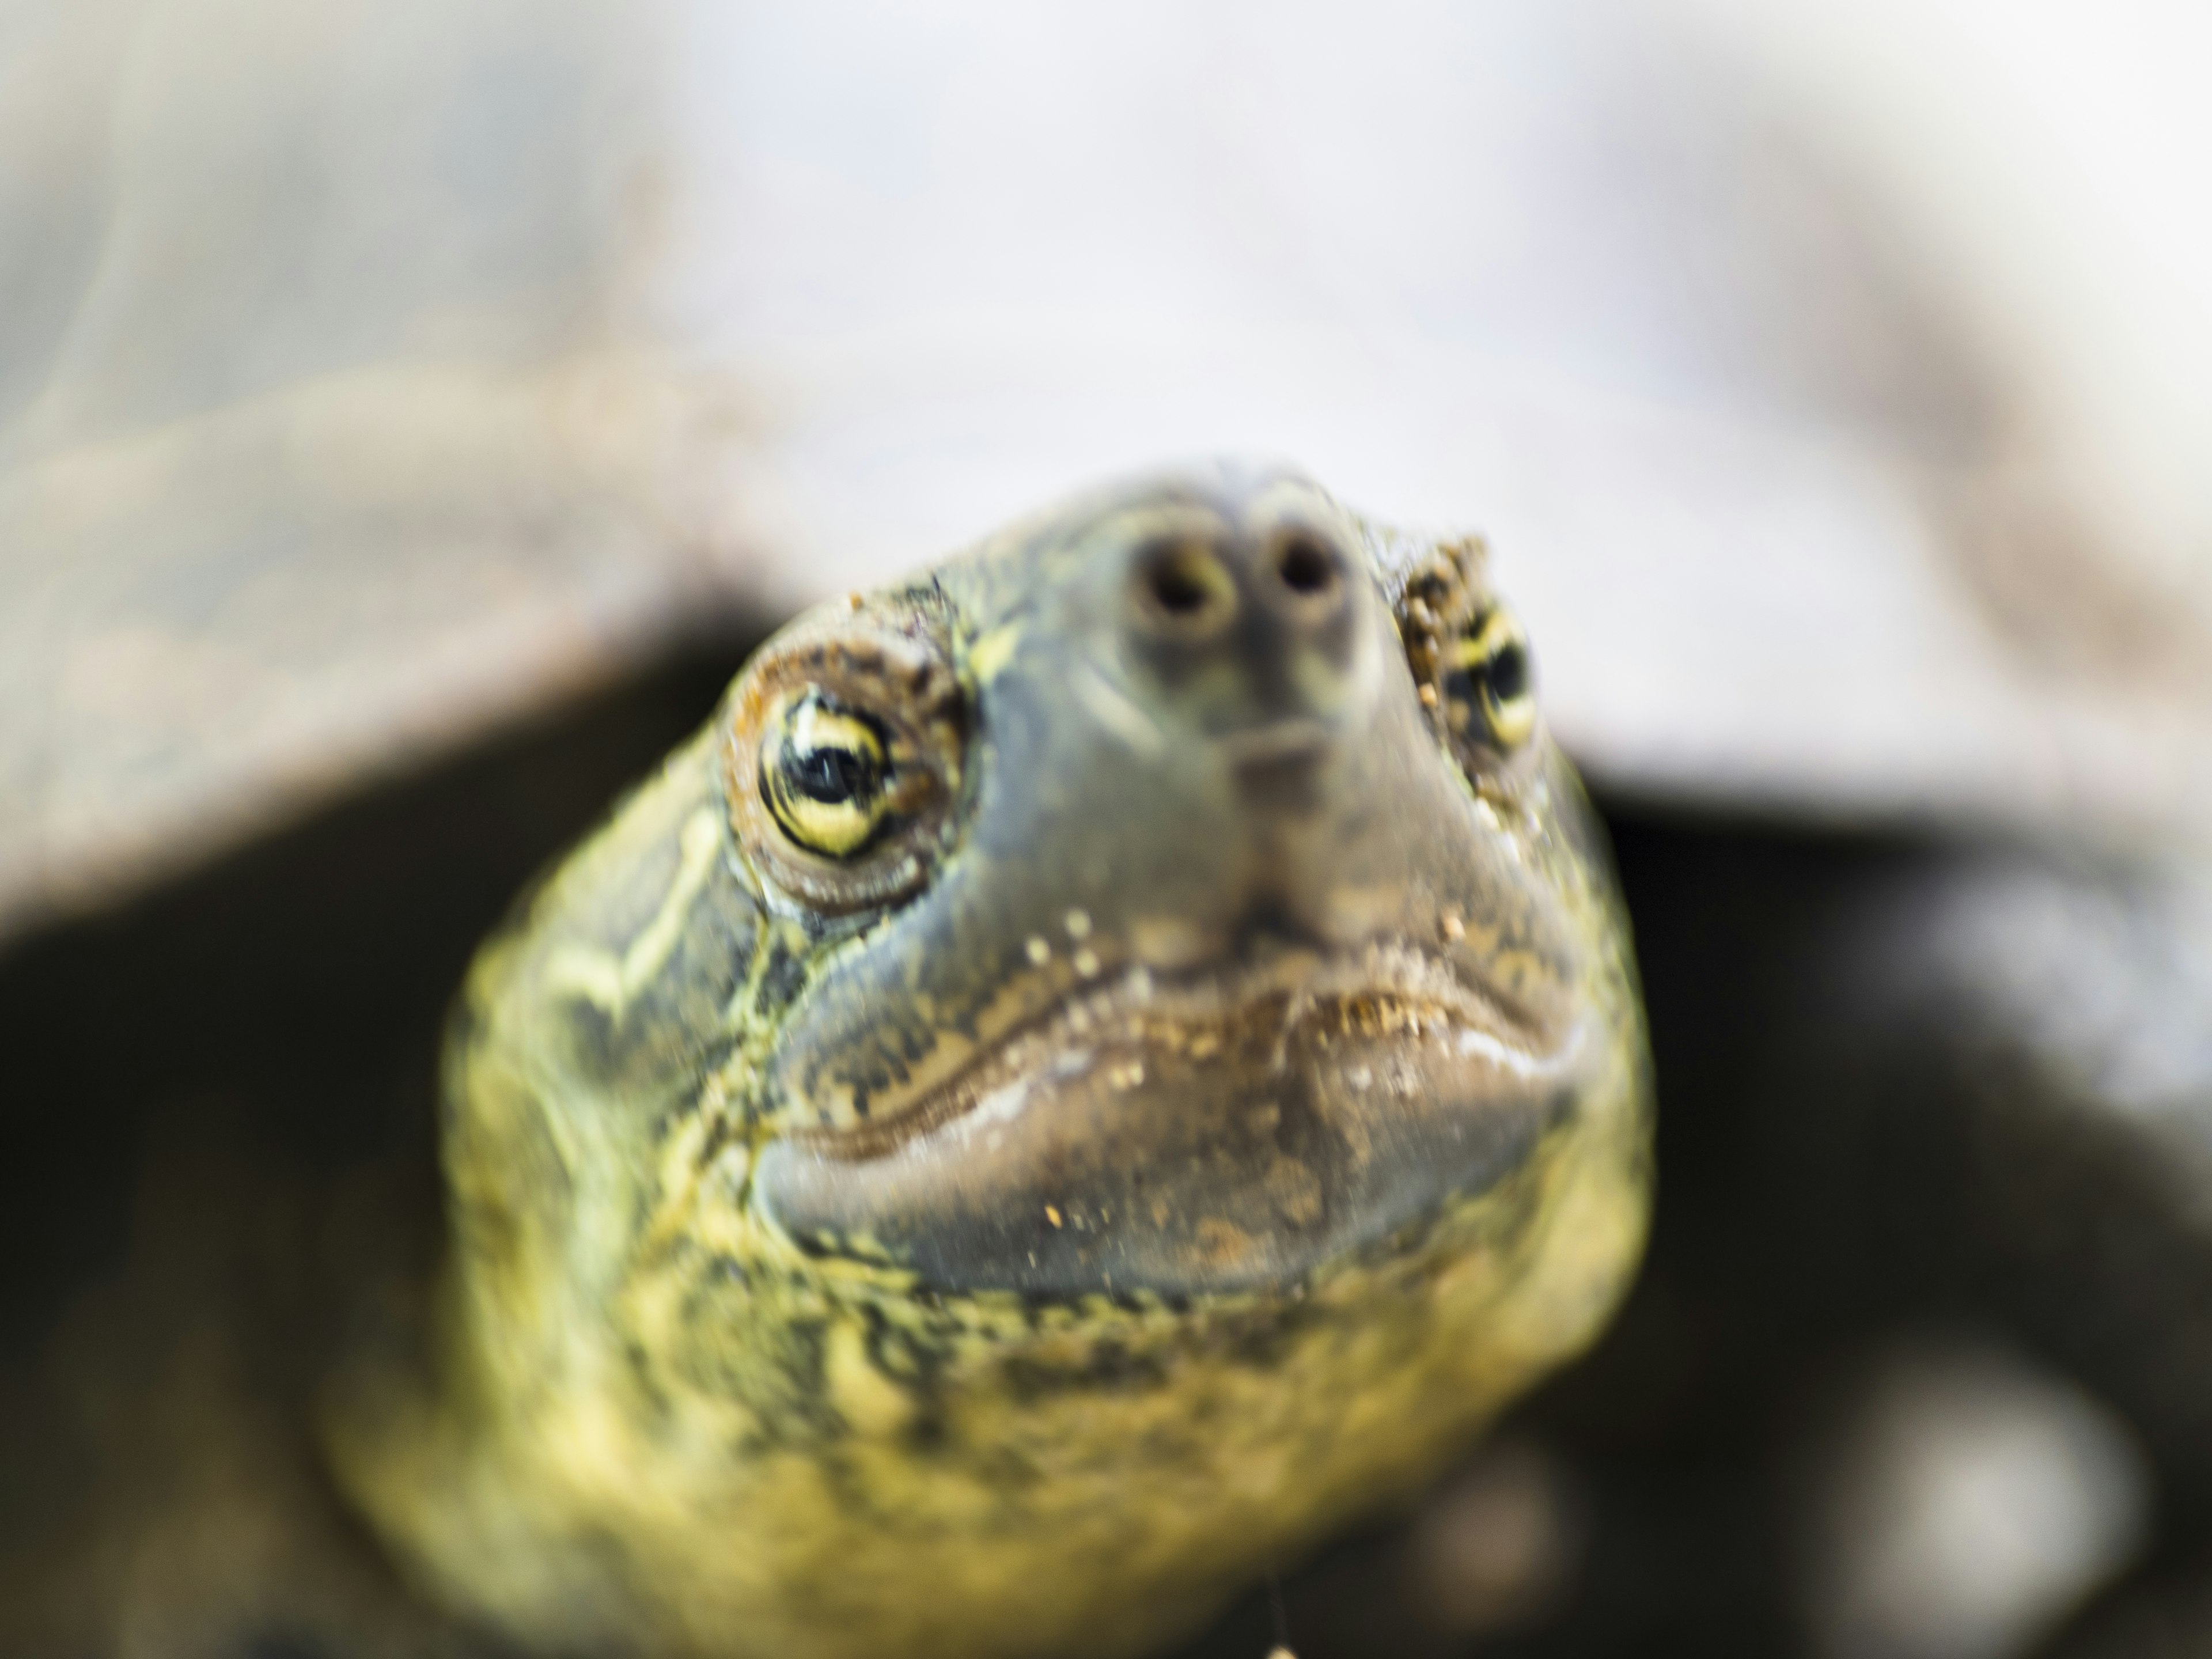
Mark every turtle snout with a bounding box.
[1121,518,1381,740]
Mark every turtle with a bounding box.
[10,7,2212,1659]
[3,463,1654,1657]
[8,460,2212,1659]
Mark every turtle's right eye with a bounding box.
[724,620,966,914]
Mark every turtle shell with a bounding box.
[6,2,2210,951]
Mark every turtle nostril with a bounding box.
[1273,536,1342,602]
[1134,540,1238,635]
[1150,560,1210,613]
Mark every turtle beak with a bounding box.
[756,942,1591,1296]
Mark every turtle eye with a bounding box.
[1441,608,1537,753]
[1391,540,1540,777]
[724,620,965,914]
[761,692,892,858]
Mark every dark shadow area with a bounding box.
[0,628,761,1360]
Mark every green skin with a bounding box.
[332,467,1653,1658]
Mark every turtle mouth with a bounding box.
[754,944,1594,1297]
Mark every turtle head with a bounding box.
[349,465,1650,1657]
[732,465,1613,1296]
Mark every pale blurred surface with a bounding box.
[1800,1339,2149,1659]
[3,0,2210,938]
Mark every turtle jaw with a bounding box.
[750,939,1596,1299]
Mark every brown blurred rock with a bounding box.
[1410,1441,1586,1635]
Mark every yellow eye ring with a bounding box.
[1441,608,1536,752]
[760,692,892,858]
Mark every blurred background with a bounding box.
[4,4,2211,1657]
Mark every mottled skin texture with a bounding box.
[320,465,1652,1658]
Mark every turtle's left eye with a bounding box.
[1441,608,1536,753]
[761,692,892,858]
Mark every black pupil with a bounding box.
[1486,641,1528,703]
[1438,632,1531,739]
[787,743,877,804]
[781,697,885,804]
